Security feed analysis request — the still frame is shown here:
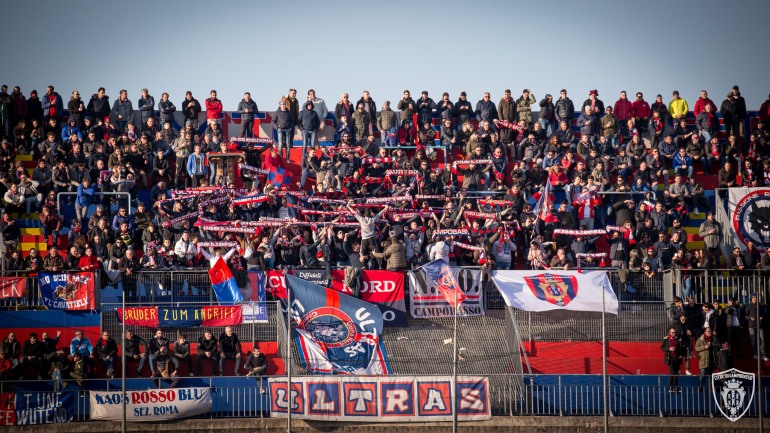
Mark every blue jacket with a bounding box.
[187,152,208,176]
[76,183,96,207]
[70,337,93,357]
[41,92,64,118]
[673,153,692,169]
[576,112,598,136]
[112,213,134,233]
[61,125,82,142]
[298,102,321,132]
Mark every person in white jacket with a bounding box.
[198,245,237,268]
[428,237,451,263]
[174,231,197,264]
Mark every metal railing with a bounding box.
[2,374,768,420]
[0,270,102,310]
[673,269,769,305]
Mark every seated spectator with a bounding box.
[197,331,219,376]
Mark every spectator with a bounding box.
[662,326,686,393]
[695,327,719,391]
[148,329,170,374]
[41,86,63,126]
[124,330,148,376]
[197,331,219,376]
[182,91,202,128]
[110,90,133,133]
[244,345,268,380]
[94,331,118,378]
[218,326,242,376]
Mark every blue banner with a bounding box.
[285,275,390,375]
[14,391,75,425]
[38,272,97,310]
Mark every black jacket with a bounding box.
[218,332,241,354]
[124,335,147,356]
[148,336,170,353]
[95,337,118,357]
[197,336,218,354]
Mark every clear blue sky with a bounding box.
[1,0,768,110]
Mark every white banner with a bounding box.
[89,388,211,422]
[269,375,491,422]
[728,187,770,251]
[407,267,485,318]
[492,270,618,314]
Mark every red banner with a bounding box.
[117,307,159,327]
[200,306,242,327]
[0,277,26,299]
[0,393,14,426]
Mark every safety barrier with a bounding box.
[2,374,768,420]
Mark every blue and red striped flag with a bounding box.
[208,257,243,305]
[268,166,291,187]
[422,259,466,308]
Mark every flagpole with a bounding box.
[121,290,126,433]
[602,278,608,433]
[756,294,762,433]
[452,290,458,433]
[286,271,292,433]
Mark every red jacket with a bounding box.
[632,100,651,119]
[613,99,634,121]
[693,97,716,117]
[78,255,100,272]
[40,213,62,230]
[263,152,284,171]
[573,195,602,219]
[205,98,223,120]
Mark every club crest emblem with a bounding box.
[712,368,755,422]
[524,273,578,307]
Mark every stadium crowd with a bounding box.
[1,84,770,382]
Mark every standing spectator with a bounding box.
[351,103,370,141]
[334,93,354,124]
[272,98,295,160]
[516,89,536,126]
[668,90,689,124]
[10,86,26,132]
[237,92,258,138]
[94,331,118,378]
[695,327,719,391]
[205,90,222,127]
[631,92,651,133]
[377,101,398,140]
[182,91,201,128]
[555,89,575,129]
[124,330,148,376]
[698,212,722,260]
[298,101,321,156]
[538,94,556,136]
[746,294,768,361]
[306,89,328,146]
[41,85,63,126]
[157,92,176,125]
[356,90,377,137]
[693,90,716,117]
[67,90,85,127]
[661,326,686,393]
[197,331,219,376]
[475,92,498,126]
[435,92,454,121]
[138,88,155,129]
[110,90,134,133]
[398,90,416,123]
[577,105,598,140]
[218,326,242,376]
[696,103,719,143]
[581,89,605,115]
[415,91,437,126]
[285,88,300,140]
[26,89,43,125]
[87,87,110,122]
[454,91,473,126]
[187,144,208,187]
[614,91,634,126]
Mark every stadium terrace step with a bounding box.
[14,154,33,161]
[20,227,42,236]
[10,213,40,220]
[14,220,42,229]
[19,242,49,251]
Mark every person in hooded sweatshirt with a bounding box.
[297,100,320,156]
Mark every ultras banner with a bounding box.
[268,375,491,422]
